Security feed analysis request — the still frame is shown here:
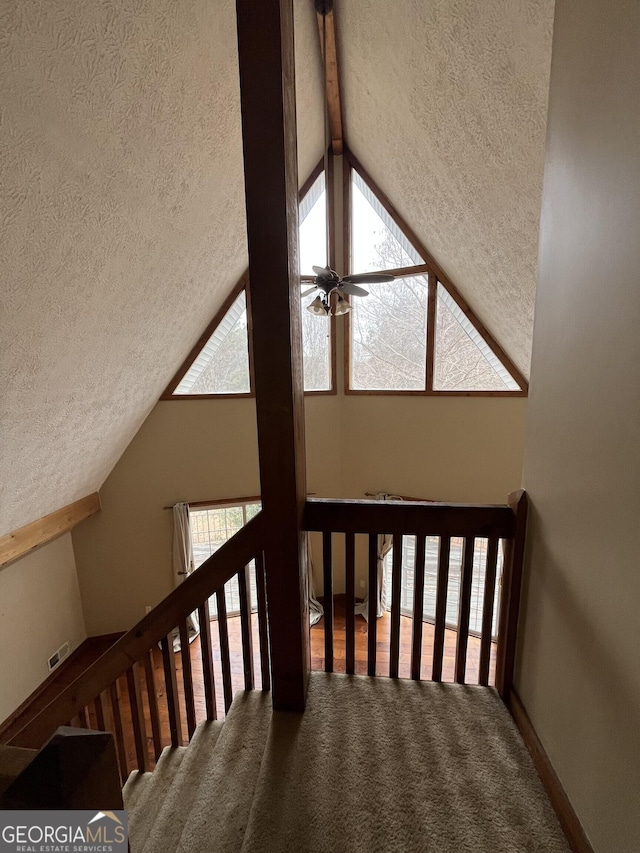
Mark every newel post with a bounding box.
[495,489,528,703]
[235,0,309,710]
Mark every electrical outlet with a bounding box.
[359,580,365,589]
[145,605,152,614]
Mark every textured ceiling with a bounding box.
[340,0,554,374]
[0,0,323,535]
[0,0,554,536]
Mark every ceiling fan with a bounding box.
[303,266,395,315]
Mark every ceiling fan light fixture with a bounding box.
[332,294,351,315]
[307,295,329,316]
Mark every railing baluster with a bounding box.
[323,531,334,673]
[217,588,233,713]
[455,537,475,684]
[179,620,197,738]
[255,552,271,691]
[197,599,218,720]
[345,533,356,675]
[142,650,163,760]
[93,692,107,731]
[432,536,451,682]
[109,680,128,782]
[479,537,499,686]
[126,663,149,772]
[161,634,183,747]
[411,535,427,680]
[389,533,403,679]
[367,533,378,676]
[238,564,255,690]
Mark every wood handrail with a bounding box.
[304,498,515,539]
[9,512,264,749]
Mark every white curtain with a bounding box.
[306,534,324,627]
[355,493,400,621]
[172,502,199,651]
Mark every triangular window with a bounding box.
[346,156,526,395]
[434,285,519,392]
[173,290,251,396]
[166,167,333,398]
[351,170,423,272]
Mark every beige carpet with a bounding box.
[240,673,570,853]
[124,673,570,853]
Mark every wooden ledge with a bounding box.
[0,493,101,569]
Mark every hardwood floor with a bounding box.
[3,601,495,777]
[311,597,496,684]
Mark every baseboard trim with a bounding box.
[509,689,595,853]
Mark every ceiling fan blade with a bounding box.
[301,285,319,297]
[342,272,396,284]
[340,282,369,297]
[313,265,333,278]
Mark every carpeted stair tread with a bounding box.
[125,744,187,852]
[175,691,272,853]
[122,770,152,817]
[141,719,224,853]
[240,672,571,853]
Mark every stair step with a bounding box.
[122,770,152,816]
[175,691,272,853]
[125,745,187,852]
[142,719,224,853]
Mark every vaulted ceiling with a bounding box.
[0,0,554,536]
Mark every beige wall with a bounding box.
[340,395,525,502]
[74,389,525,635]
[518,2,640,850]
[0,534,86,724]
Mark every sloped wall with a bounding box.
[73,393,525,635]
[518,1,640,849]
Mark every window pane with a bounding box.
[384,535,503,638]
[434,284,519,391]
[351,171,423,272]
[299,172,326,275]
[190,501,262,617]
[301,290,331,391]
[174,292,250,395]
[299,172,331,390]
[351,275,428,390]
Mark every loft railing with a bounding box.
[303,490,527,701]
[7,513,269,783]
[5,492,527,785]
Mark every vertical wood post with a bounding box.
[496,490,529,702]
[236,0,309,711]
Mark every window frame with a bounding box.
[343,151,528,397]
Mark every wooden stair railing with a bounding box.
[8,513,268,782]
[304,491,528,701]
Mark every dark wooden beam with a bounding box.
[236,0,309,711]
[317,8,344,155]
